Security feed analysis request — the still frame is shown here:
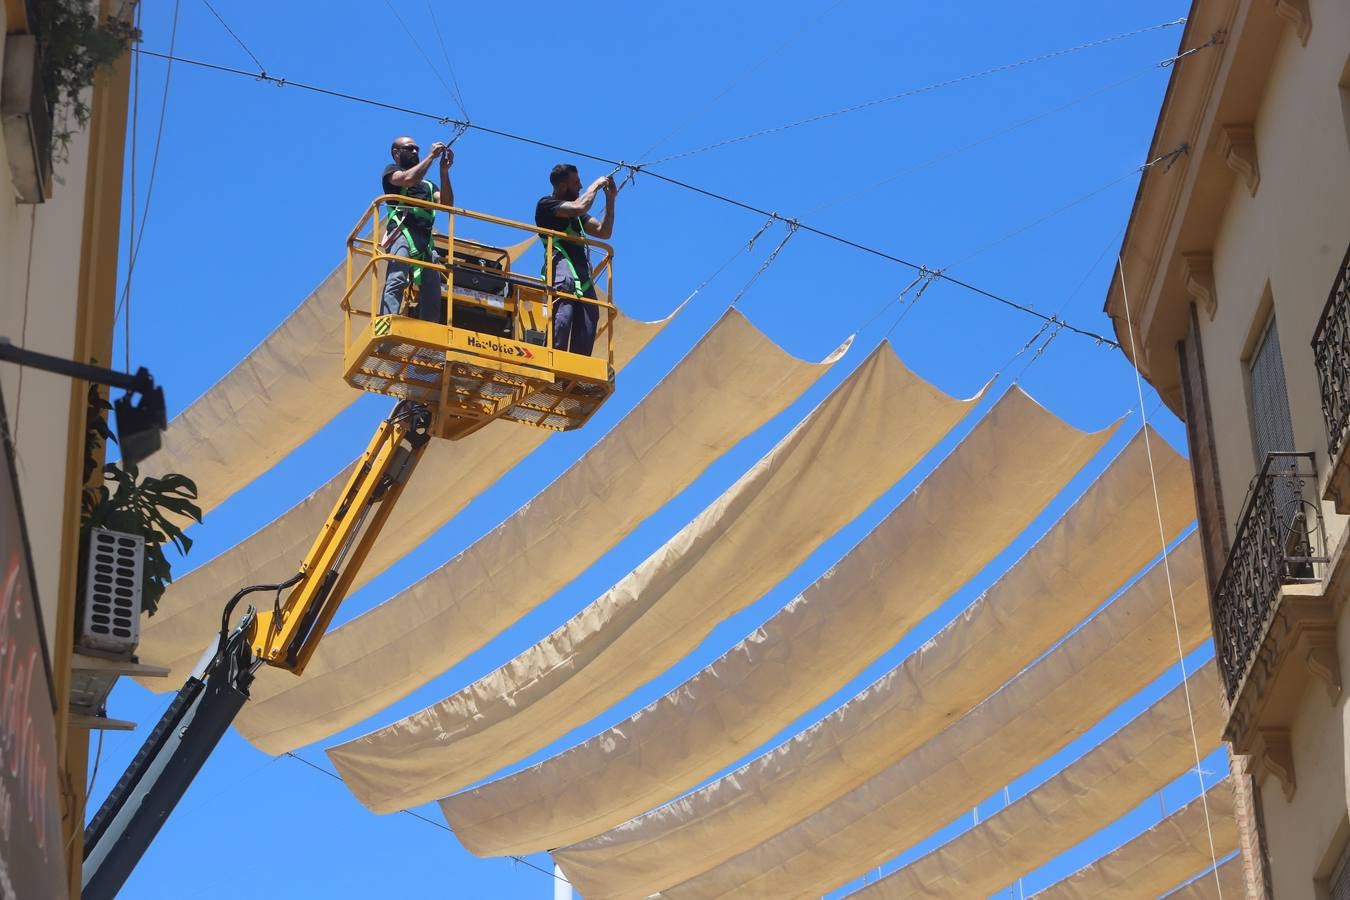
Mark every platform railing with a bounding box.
[341,196,617,369]
[1213,451,1329,700]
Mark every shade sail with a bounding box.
[137,300,675,687]
[430,426,1178,857]
[225,310,847,751]
[419,388,1117,843]
[1033,781,1238,900]
[1162,857,1246,900]
[139,264,353,515]
[556,532,1210,900]
[330,342,988,812]
[845,663,1222,899]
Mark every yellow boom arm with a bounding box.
[249,399,431,675]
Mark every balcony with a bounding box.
[1313,243,1350,513]
[1216,452,1338,799]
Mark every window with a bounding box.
[1248,315,1296,467]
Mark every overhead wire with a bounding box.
[943,144,1190,273]
[1117,253,1226,899]
[636,0,852,160]
[281,751,568,886]
[805,61,1166,218]
[123,43,1181,348]
[124,1,138,371]
[725,218,801,309]
[201,0,266,73]
[644,18,1188,165]
[381,0,464,117]
[424,0,469,120]
[114,0,181,326]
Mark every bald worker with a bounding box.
[380,135,455,321]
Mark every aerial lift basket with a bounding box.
[342,196,618,440]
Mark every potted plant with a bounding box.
[79,385,200,622]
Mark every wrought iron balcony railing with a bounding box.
[1214,452,1329,700]
[1313,243,1350,460]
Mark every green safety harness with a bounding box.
[544,217,593,297]
[386,180,437,288]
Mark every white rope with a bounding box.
[1116,254,1225,898]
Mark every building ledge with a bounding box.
[1224,582,1341,800]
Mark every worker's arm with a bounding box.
[387,142,446,188]
[584,179,616,239]
[550,176,610,218]
[435,147,454,208]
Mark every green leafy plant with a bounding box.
[80,386,200,618]
[35,0,136,163]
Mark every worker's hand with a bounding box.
[591,176,610,192]
[429,141,447,159]
[440,147,455,168]
[603,176,617,197]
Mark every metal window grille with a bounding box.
[79,528,144,655]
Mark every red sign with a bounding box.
[0,398,67,899]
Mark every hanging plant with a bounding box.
[35,0,136,164]
[79,385,200,617]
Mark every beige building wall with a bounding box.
[1110,0,1350,896]
[0,5,97,655]
[1193,6,1350,894]
[1194,0,1350,549]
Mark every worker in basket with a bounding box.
[381,136,455,321]
[535,163,616,356]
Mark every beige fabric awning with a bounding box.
[224,311,845,751]
[139,264,354,515]
[329,342,986,812]
[1033,781,1238,900]
[844,663,1221,899]
[426,388,1117,848]
[431,426,1180,859]
[137,301,675,687]
[556,532,1210,900]
[1161,857,1246,899]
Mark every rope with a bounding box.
[201,0,266,73]
[380,0,461,114]
[636,0,852,160]
[806,62,1164,218]
[726,220,800,309]
[425,0,468,120]
[646,18,1188,164]
[281,752,569,885]
[127,47,1123,348]
[944,145,1191,273]
[115,0,180,327]
[1116,254,1225,899]
[881,267,940,342]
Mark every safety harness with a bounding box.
[386,179,437,288]
[545,217,593,297]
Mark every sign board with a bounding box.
[0,396,66,899]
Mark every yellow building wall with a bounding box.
[0,8,97,658]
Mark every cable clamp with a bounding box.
[746,215,777,251]
[1159,30,1224,67]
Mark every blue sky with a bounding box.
[88,1,1232,897]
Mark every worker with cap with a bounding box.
[381,136,455,321]
[535,163,615,356]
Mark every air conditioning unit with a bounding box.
[79,528,145,656]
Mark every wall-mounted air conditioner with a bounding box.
[79,528,144,656]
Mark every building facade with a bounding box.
[2,0,131,894]
[1105,0,1350,895]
